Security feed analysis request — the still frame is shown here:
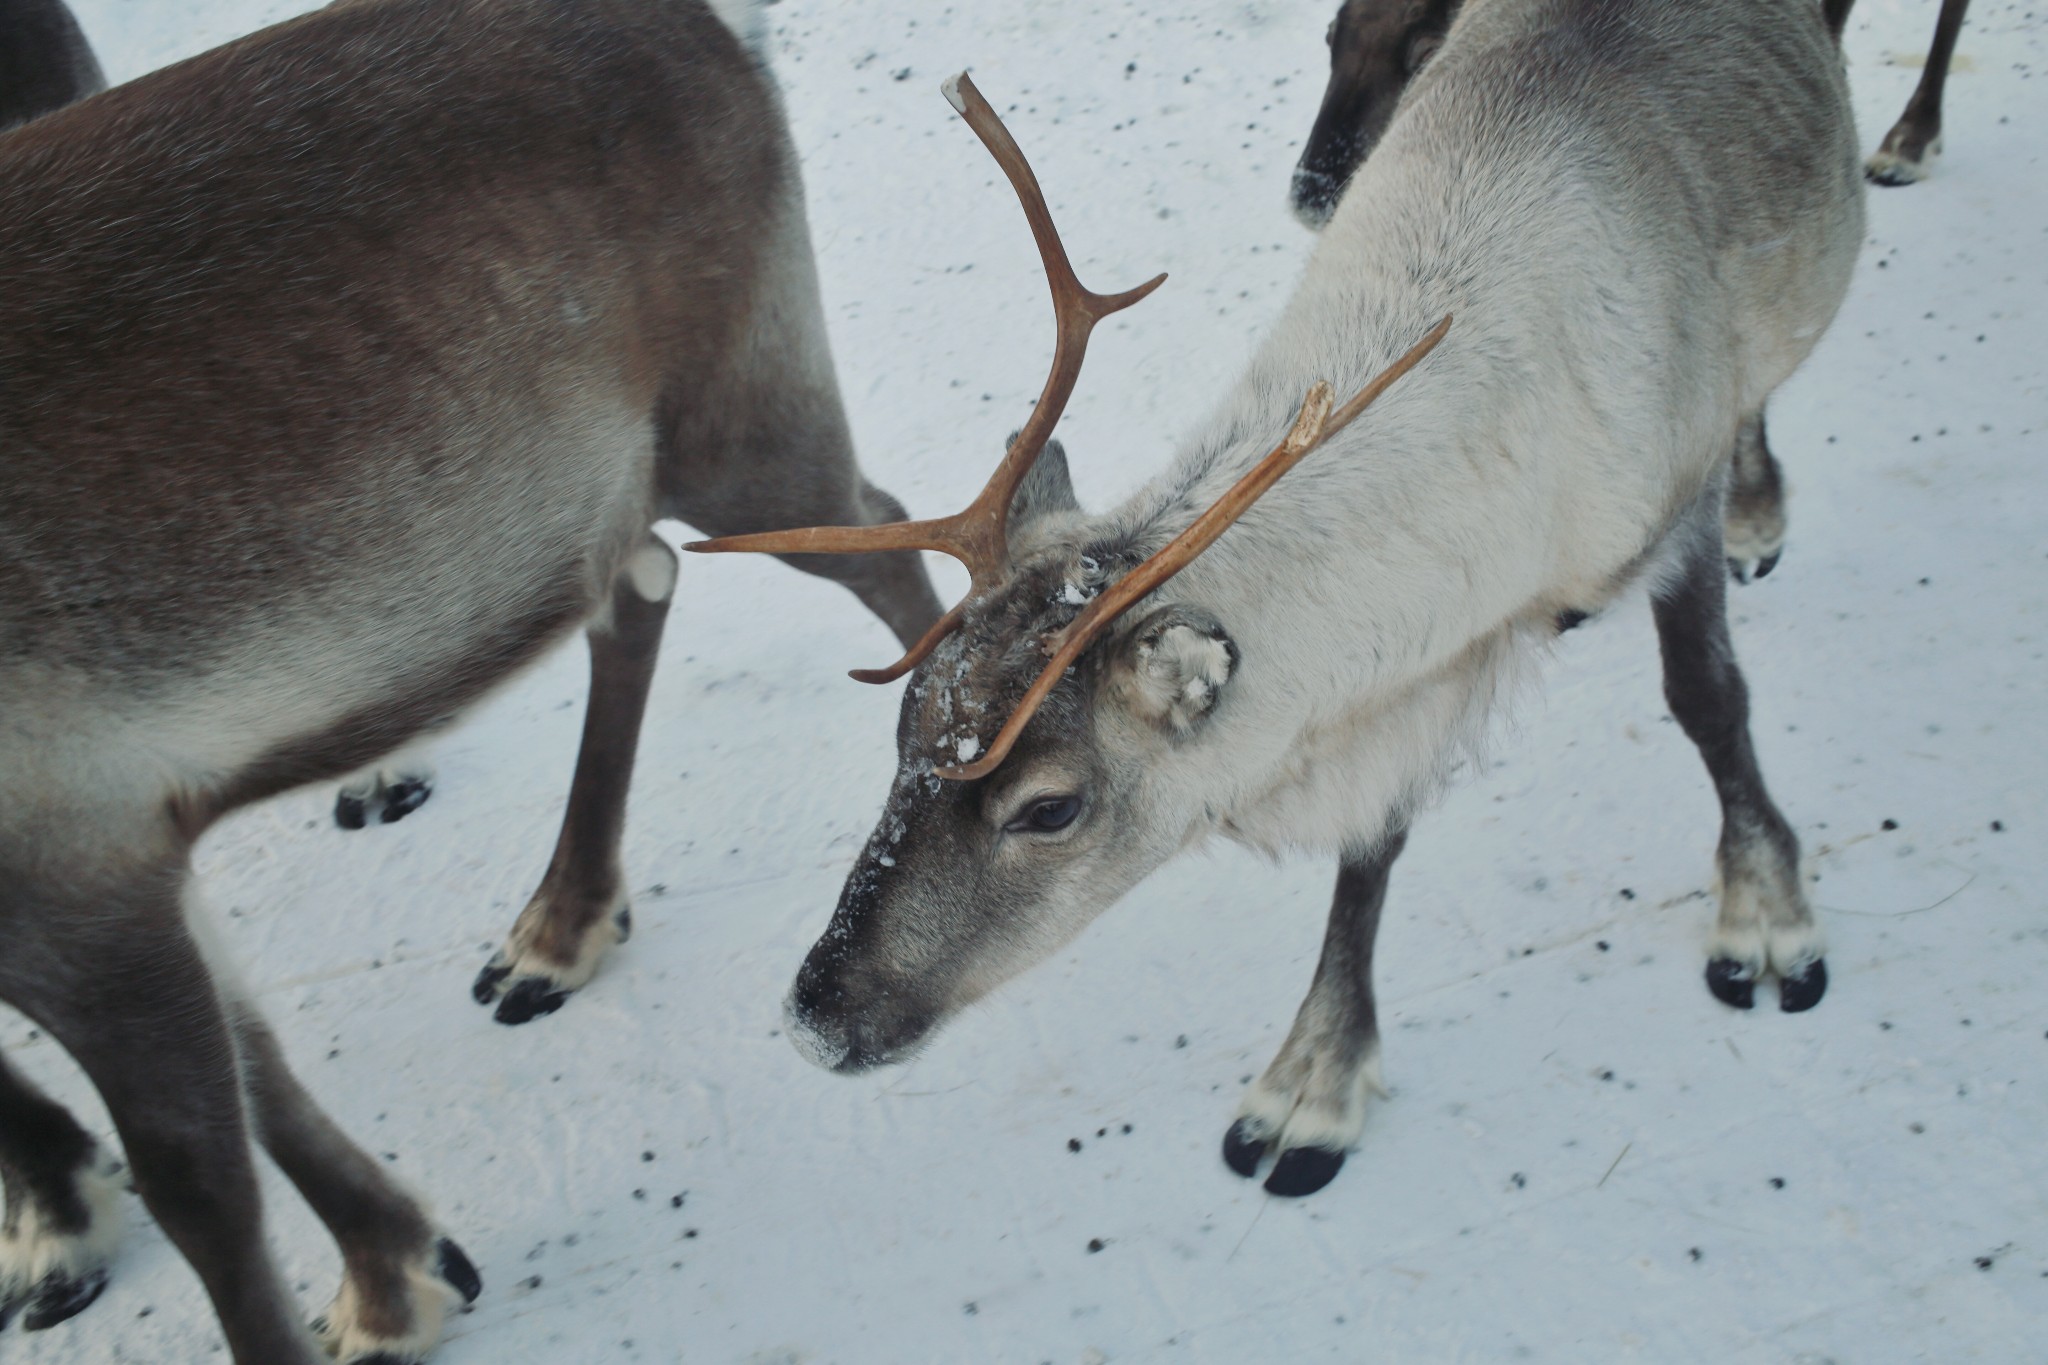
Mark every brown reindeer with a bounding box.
[1291,0,1972,224]
[0,0,105,130]
[0,0,940,1358]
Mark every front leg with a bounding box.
[473,535,675,1024]
[1224,829,1407,1197]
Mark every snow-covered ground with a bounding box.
[10,0,2046,1360]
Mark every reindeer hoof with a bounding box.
[1264,1147,1346,1197]
[6,1267,109,1332]
[334,772,434,830]
[378,778,433,824]
[1705,958,1757,1010]
[493,977,570,1026]
[470,959,512,1005]
[435,1238,482,1305]
[1221,1119,1268,1178]
[1778,958,1828,1013]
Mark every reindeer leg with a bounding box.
[229,1004,479,1361]
[0,1050,123,1333]
[1224,828,1408,1197]
[474,534,675,1024]
[1,867,326,1364]
[1724,407,1786,583]
[1653,494,1826,1013]
[1866,0,1971,186]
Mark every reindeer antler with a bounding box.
[934,313,1453,781]
[684,73,1166,683]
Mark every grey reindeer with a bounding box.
[1291,0,1973,219]
[0,0,940,1358]
[695,0,1864,1199]
[1286,0,1971,591]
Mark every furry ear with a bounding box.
[1004,434,1080,531]
[1110,605,1238,735]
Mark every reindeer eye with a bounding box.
[1008,795,1083,834]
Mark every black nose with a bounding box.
[1289,167,1343,228]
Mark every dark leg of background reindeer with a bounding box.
[1653,487,1827,1013]
[1223,829,1409,1197]
[1865,0,1972,185]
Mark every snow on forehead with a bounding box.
[897,552,1103,775]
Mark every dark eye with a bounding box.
[1009,796,1082,834]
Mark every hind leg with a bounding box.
[1866,0,1970,186]
[0,1050,123,1333]
[1653,489,1826,1013]
[230,1004,479,1360]
[1724,407,1785,583]
[4,865,326,1363]
[681,470,943,651]
[474,535,675,1023]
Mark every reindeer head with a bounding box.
[1292,0,1460,228]
[689,74,1447,1071]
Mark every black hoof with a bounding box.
[335,792,369,830]
[1706,958,1757,1010]
[1753,550,1781,580]
[494,976,569,1026]
[471,959,511,1005]
[1221,1118,1268,1179]
[1265,1146,1346,1197]
[435,1237,483,1304]
[1778,958,1828,1013]
[613,904,633,943]
[1726,558,1751,585]
[1864,164,1921,188]
[21,1268,109,1331]
[378,778,432,824]
[348,1354,410,1365]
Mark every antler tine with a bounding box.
[686,73,1167,685]
[938,72,1167,579]
[935,314,1452,781]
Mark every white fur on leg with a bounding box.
[314,1240,468,1365]
[1233,1039,1386,1155]
[0,1148,123,1321]
[1710,839,1823,976]
[1864,136,1940,186]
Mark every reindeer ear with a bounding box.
[1004,434,1080,531]
[1110,605,1238,735]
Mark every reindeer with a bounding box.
[693,0,1864,1198]
[1294,0,1972,212]
[0,0,105,130]
[0,0,941,1356]
[1288,0,1964,588]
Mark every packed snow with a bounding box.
[8,0,2045,1360]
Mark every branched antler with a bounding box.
[684,72,1166,682]
[687,72,1450,781]
[932,313,1453,780]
